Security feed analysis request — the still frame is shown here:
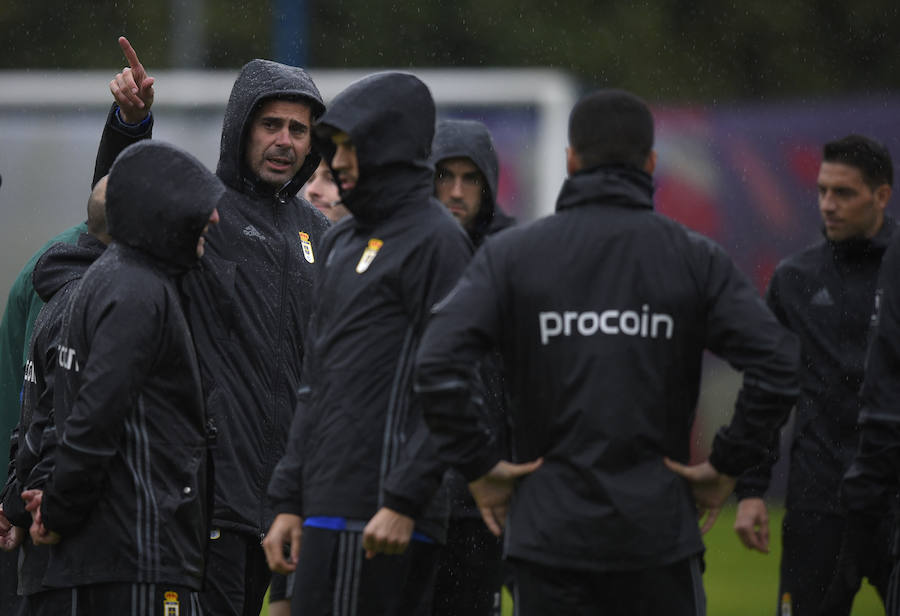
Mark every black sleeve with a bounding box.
[1,425,29,528]
[840,238,900,514]
[267,387,311,517]
[414,242,508,483]
[92,103,153,188]
[41,291,161,535]
[735,268,792,499]
[695,239,800,477]
[380,227,475,518]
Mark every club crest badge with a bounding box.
[356,238,383,274]
[299,232,315,264]
[163,591,180,616]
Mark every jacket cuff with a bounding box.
[380,492,422,520]
[272,499,304,517]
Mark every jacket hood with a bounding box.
[216,59,326,202]
[556,164,654,213]
[312,72,436,223]
[430,119,500,238]
[106,141,225,270]
[32,233,107,302]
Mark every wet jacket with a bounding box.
[737,219,896,513]
[430,119,515,247]
[0,234,105,595]
[0,224,87,480]
[416,164,800,571]
[94,61,330,536]
[841,230,900,516]
[267,73,473,543]
[40,141,222,589]
[431,119,514,519]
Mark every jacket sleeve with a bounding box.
[694,237,800,477]
[380,227,475,518]
[735,268,793,499]
[413,241,508,483]
[267,387,311,517]
[840,239,900,514]
[41,291,161,536]
[92,103,153,187]
[1,425,29,528]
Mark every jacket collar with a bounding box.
[826,215,896,261]
[556,164,654,213]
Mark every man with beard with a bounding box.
[97,37,329,615]
[22,140,221,615]
[735,135,896,615]
[414,89,799,616]
[429,118,515,616]
[431,119,515,245]
[263,72,513,615]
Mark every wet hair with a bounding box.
[823,135,893,188]
[568,89,654,170]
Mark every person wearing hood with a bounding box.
[19,140,221,614]
[431,119,515,247]
[96,37,330,616]
[734,135,897,615]
[414,89,800,615]
[429,119,514,616]
[262,72,475,615]
[0,177,111,614]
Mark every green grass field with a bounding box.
[260,505,885,615]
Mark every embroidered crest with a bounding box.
[163,591,180,616]
[299,232,315,263]
[356,239,384,274]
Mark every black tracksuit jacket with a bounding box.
[39,141,222,589]
[0,235,105,595]
[267,73,473,542]
[842,229,900,517]
[737,219,896,513]
[94,62,331,537]
[416,165,800,572]
[430,119,515,520]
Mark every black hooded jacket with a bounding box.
[0,234,105,595]
[431,119,515,520]
[736,219,896,513]
[267,73,473,542]
[40,141,222,589]
[416,165,800,571]
[94,60,331,536]
[430,119,515,247]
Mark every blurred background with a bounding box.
[3,0,900,499]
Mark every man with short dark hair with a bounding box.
[97,38,330,616]
[414,89,800,615]
[734,135,896,615]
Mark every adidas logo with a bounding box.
[242,225,266,241]
[810,287,834,307]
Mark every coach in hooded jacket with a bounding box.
[94,53,330,614]
[265,72,473,615]
[26,141,221,613]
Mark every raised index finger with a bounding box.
[118,36,142,70]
